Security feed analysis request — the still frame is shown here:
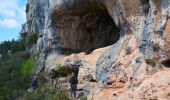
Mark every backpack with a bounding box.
[70,76,78,85]
[49,69,57,79]
[31,79,38,87]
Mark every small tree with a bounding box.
[152,43,160,52]
[26,4,29,13]
[21,58,37,77]
[26,33,38,48]
[145,58,156,67]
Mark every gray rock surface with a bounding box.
[96,39,123,83]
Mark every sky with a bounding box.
[0,0,27,42]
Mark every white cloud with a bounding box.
[0,10,16,17]
[0,19,19,29]
[0,0,26,29]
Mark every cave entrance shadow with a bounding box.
[83,10,120,54]
[56,64,80,77]
[162,59,170,68]
[53,9,120,54]
[77,88,84,91]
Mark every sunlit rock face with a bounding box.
[25,0,120,53]
[96,0,170,87]
[24,1,170,99]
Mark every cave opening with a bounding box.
[162,59,170,68]
[82,10,120,53]
[53,8,120,54]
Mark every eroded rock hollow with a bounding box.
[52,9,119,53]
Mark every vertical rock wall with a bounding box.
[96,0,170,87]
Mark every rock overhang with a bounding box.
[50,0,120,53]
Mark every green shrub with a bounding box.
[55,91,70,100]
[26,33,38,48]
[56,64,78,77]
[24,91,45,100]
[145,58,156,66]
[26,4,29,13]
[152,43,160,52]
[56,64,70,77]
[36,73,48,86]
[24,88,70,100]
[80,96,87,100]
[21,58,37,77]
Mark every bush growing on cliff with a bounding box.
[24,89,70,100]
[56,64,70,77]
[23,73,69,100]
[56,64,79,77]
[26,33,38,48]
[21,58,38,77]
[26,4,29,13]
[145,58,156,67]
[152,43,160,52]
[80,96,87,100]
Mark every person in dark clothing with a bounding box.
[28,76,38,93]
[49,68,57,89]
[69,72,78,98]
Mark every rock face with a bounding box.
[23,0,170,99]
[96,0,170,84]
[25,0,119,53]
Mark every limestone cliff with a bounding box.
[22,0,170,99]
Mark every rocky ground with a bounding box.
[45,45,170,100]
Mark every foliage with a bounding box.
[21,58,38,77]
[26,4,29,13]
[36,73,48,86]
[55,91,70,100]
[56,64,70,77]
[80,96,87,100]
[56,64,78,77]
[0,38,26,59]
[11,39,26,53]
[0,52,30,100]
[24,90,70,100]
[23,72,70,100]
[145,58,156,67]
[26,33,38,48]
[152,43,160,52]
[0,33,71,100]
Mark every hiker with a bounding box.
[28,76,38,93]
[49,68,57,89]
[69,72,78,98]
